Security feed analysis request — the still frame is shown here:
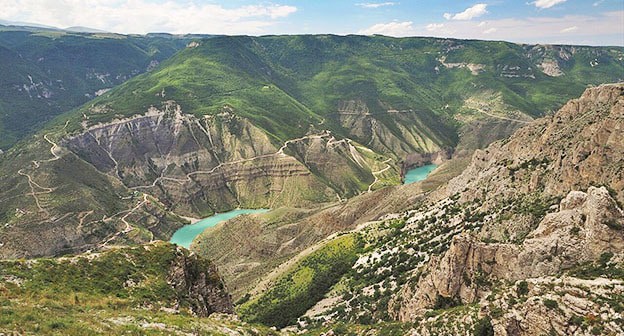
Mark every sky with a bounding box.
[0,0,623,46]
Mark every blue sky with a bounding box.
[1,0,623,45]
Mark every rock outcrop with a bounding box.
[168,245,234,316]
[446,84,624,207]
[490,277,624,336]
[393,187,624,320]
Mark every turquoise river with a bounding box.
[170,209,269,248]
[403,164,438,184]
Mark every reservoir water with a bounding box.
[403,164,438,184]
[170,209,269,248]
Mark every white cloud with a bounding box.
[358,21,416,36]
[426,23,445,32]
[414,11,624,46]
[477,21,487,27]
[560,26,578,33]
[356,2,397,8]
[444,4,488,21]
[531,0,567,9]
[593,0,605,6]
[0,0,298,34]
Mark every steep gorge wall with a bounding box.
[335,100,454,161]
[65,102,378,217]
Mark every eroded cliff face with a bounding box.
[64,102,377,217]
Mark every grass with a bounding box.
[237,233,363,328]
[0,242,181,305]
[0,303,279,335]
[0,242,262,335]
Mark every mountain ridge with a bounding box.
[1,35,622,260]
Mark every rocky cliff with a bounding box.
[388,84,624,328]
[167,244,235,316]
[394,187,624,320]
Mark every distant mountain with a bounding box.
[0,19,58,29]
[64,26,109,33]
[0,20,108,33]
[0,30,193,148]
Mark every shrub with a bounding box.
[433,295,460,310]
[490,306,504,318]
[569,315,584,326]
[543,299,558,310]
[516,281,529,296]
[604,219,623,230]
[599,252,614,266]
[473,316,494,336]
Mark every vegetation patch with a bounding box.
[238,234,362,328]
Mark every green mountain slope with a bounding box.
[0,29,191,148]
[71,35,624,154]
